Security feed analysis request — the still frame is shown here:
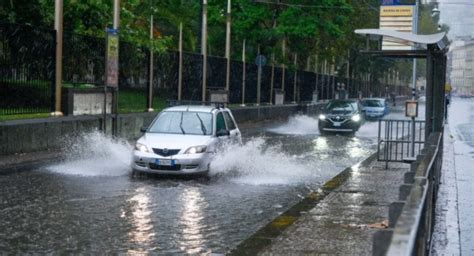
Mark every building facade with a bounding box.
[449,39,474,96]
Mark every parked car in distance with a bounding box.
[132,105,241,175]
[318,99,364,134]
[361,98,390,119]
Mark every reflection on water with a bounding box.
[347,138,366,158]
[313,137,328,150]
[126,187,155,254]
[0,114,391,253]
[178,187,207,254]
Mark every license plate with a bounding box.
[333,122,341,127]
[156,159,174,166]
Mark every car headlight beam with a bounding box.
[351,114,361,122]
[135,142,151,153]
[318,114,326,120]
[185,145,207,154]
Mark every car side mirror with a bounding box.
[140,126,148,133]
[216,129,230,137]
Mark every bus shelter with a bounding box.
[354,29,449,139]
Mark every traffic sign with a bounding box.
[255,55,267,66]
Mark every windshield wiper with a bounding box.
[179,113,186,134]
[195,113,207,135]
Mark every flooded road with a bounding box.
[0,109,409,254]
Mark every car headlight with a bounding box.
[185,145,207,154]
[318,114,326,120]
[351,114,361,122]
[135,142,151,153]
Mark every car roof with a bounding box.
[328,99,358,103]
[163,105,227,113]
[362,98,385,101]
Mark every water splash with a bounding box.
[267,115,320,135]
[209,138,320,185]
[47,130,132,176]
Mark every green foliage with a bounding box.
[1,0,443,84]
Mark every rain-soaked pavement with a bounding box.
[432,97,474,255]
[0,107,409,254]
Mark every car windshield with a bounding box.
[362,100,384,107]
[148,111,213,135]
[326,101,356,112]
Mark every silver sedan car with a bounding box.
[132,105,241,175]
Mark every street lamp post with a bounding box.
[52,0,64,116]
[409,0,420,159]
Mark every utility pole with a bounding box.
[293,53,297,103]
[178,23,183,101]
[281,39,286,96]
[241,39,246,106]
[112,0,120,136]
[225,0,231,94]
[409,0,419,159]
[52,0,64,116]
[201,0,208,102]
[147,14,154,112]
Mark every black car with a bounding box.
[318,99,364,134]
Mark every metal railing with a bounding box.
[1,23,411,116]
[377,119,426,165]
[0,23,55,115]
[385,131,443,256]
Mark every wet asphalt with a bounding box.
[0,109,408,254]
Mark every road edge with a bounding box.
[227,151,379,255]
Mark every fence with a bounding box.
[377,119,426,166]
[1,23,410,116]
[0,23,55,115]
[374,131,443,256]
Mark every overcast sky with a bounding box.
[438,0,474,39]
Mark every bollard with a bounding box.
[389,201,405,228]
[404,171,416,184]
[373,229,394,256]
[399,184,413,201]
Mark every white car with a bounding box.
[132,105,241,175]
[361,98,389,119]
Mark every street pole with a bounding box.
[201,0,208,102]
[293,53,297,103]
[282,39,286,95]
[112,0,120,136]
[52,0,64,116]
[410,0,419,158]
[257,63,262,106]
[346,50,350,99]
[241,39,246,106]
[225,0,231,95]
[147,15,154,112]
[314,55,319,102]
[270,53,275,104]
[178,23,183,101]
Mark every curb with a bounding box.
[228,151,379,255]
[0,155,63,175]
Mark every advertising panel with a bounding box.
[106,28,119,88]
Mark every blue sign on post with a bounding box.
[381,0,415,5]
[255,55,267,66]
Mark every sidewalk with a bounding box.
[231,153,412,255]
[431,98,474,255]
